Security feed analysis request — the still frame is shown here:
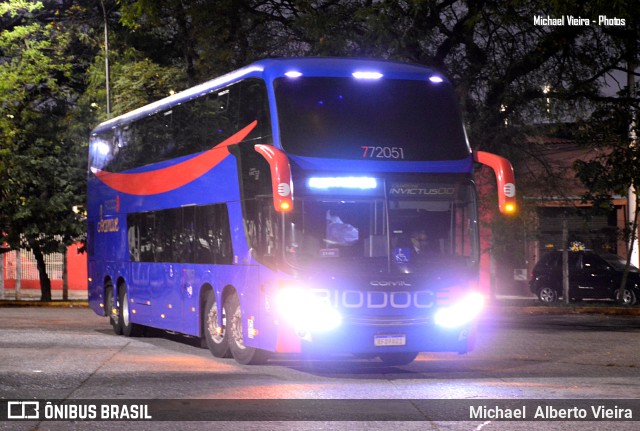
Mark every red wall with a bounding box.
[2,243,87,291]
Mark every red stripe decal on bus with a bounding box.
[91,121,257,196]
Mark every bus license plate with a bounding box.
[374,334,406,347]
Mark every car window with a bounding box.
[582,254,609,271]
[536,253,559,269]
[601,253,638,270]
[539,252,580,269]
[537,252,590,270]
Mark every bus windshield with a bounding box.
[283,181,478,274]
[274,77,470,161]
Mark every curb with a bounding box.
[491,304,640,316]
[0,299,89,308]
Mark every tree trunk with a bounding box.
[62,247,68,301]
[562,218,570,305]
[619,197,639,304]
[32,246,52,302]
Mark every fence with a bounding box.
[0,243,87,300]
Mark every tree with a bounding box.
[574,99,640,303]
[81,47,187,118]
[0,0,91,300]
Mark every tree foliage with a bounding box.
[573,97,639,300]
[110,1,640,169]
[574,103,639,208]
[0,0,95,300]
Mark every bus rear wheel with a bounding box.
[204,290,231,358]
[224,292,269,365]
[105,283,122,335]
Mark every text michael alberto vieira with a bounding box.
[470,404,633,420]
[534,15,626,26]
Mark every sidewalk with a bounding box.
[491,294,640,316]
[0,288,88,307]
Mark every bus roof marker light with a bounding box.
[352,71,383,80]
[308,176,378,190]
[285,71,303,78]
[429,75,444,83]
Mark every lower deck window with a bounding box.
[127,203,232,264]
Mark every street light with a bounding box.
[100,0,111,118]
[543,84,551,114]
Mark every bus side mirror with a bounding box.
[474,151,516,214]
[254,145,294,213]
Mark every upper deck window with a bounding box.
[274,77,470,161]
[89,79,270,173]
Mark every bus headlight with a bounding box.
[276,287,342,333]
[434,292,484,329]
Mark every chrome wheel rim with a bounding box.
[539,288,556,303]
[231,306,246,350]
[207,304,225,344]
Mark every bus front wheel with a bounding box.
[204,290,231,358]
[224,292,269,365]
[118,284,143,337]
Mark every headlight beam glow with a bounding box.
[276,287,342,333]
[434,292,484,329]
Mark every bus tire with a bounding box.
[225,292,269,365]
[118,283,143,337]
[105,283,122,335]
[203,290,231,358]
[378,352,418,366]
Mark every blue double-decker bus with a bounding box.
[87,58,516,365]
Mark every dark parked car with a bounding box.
[529,250,639,305]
